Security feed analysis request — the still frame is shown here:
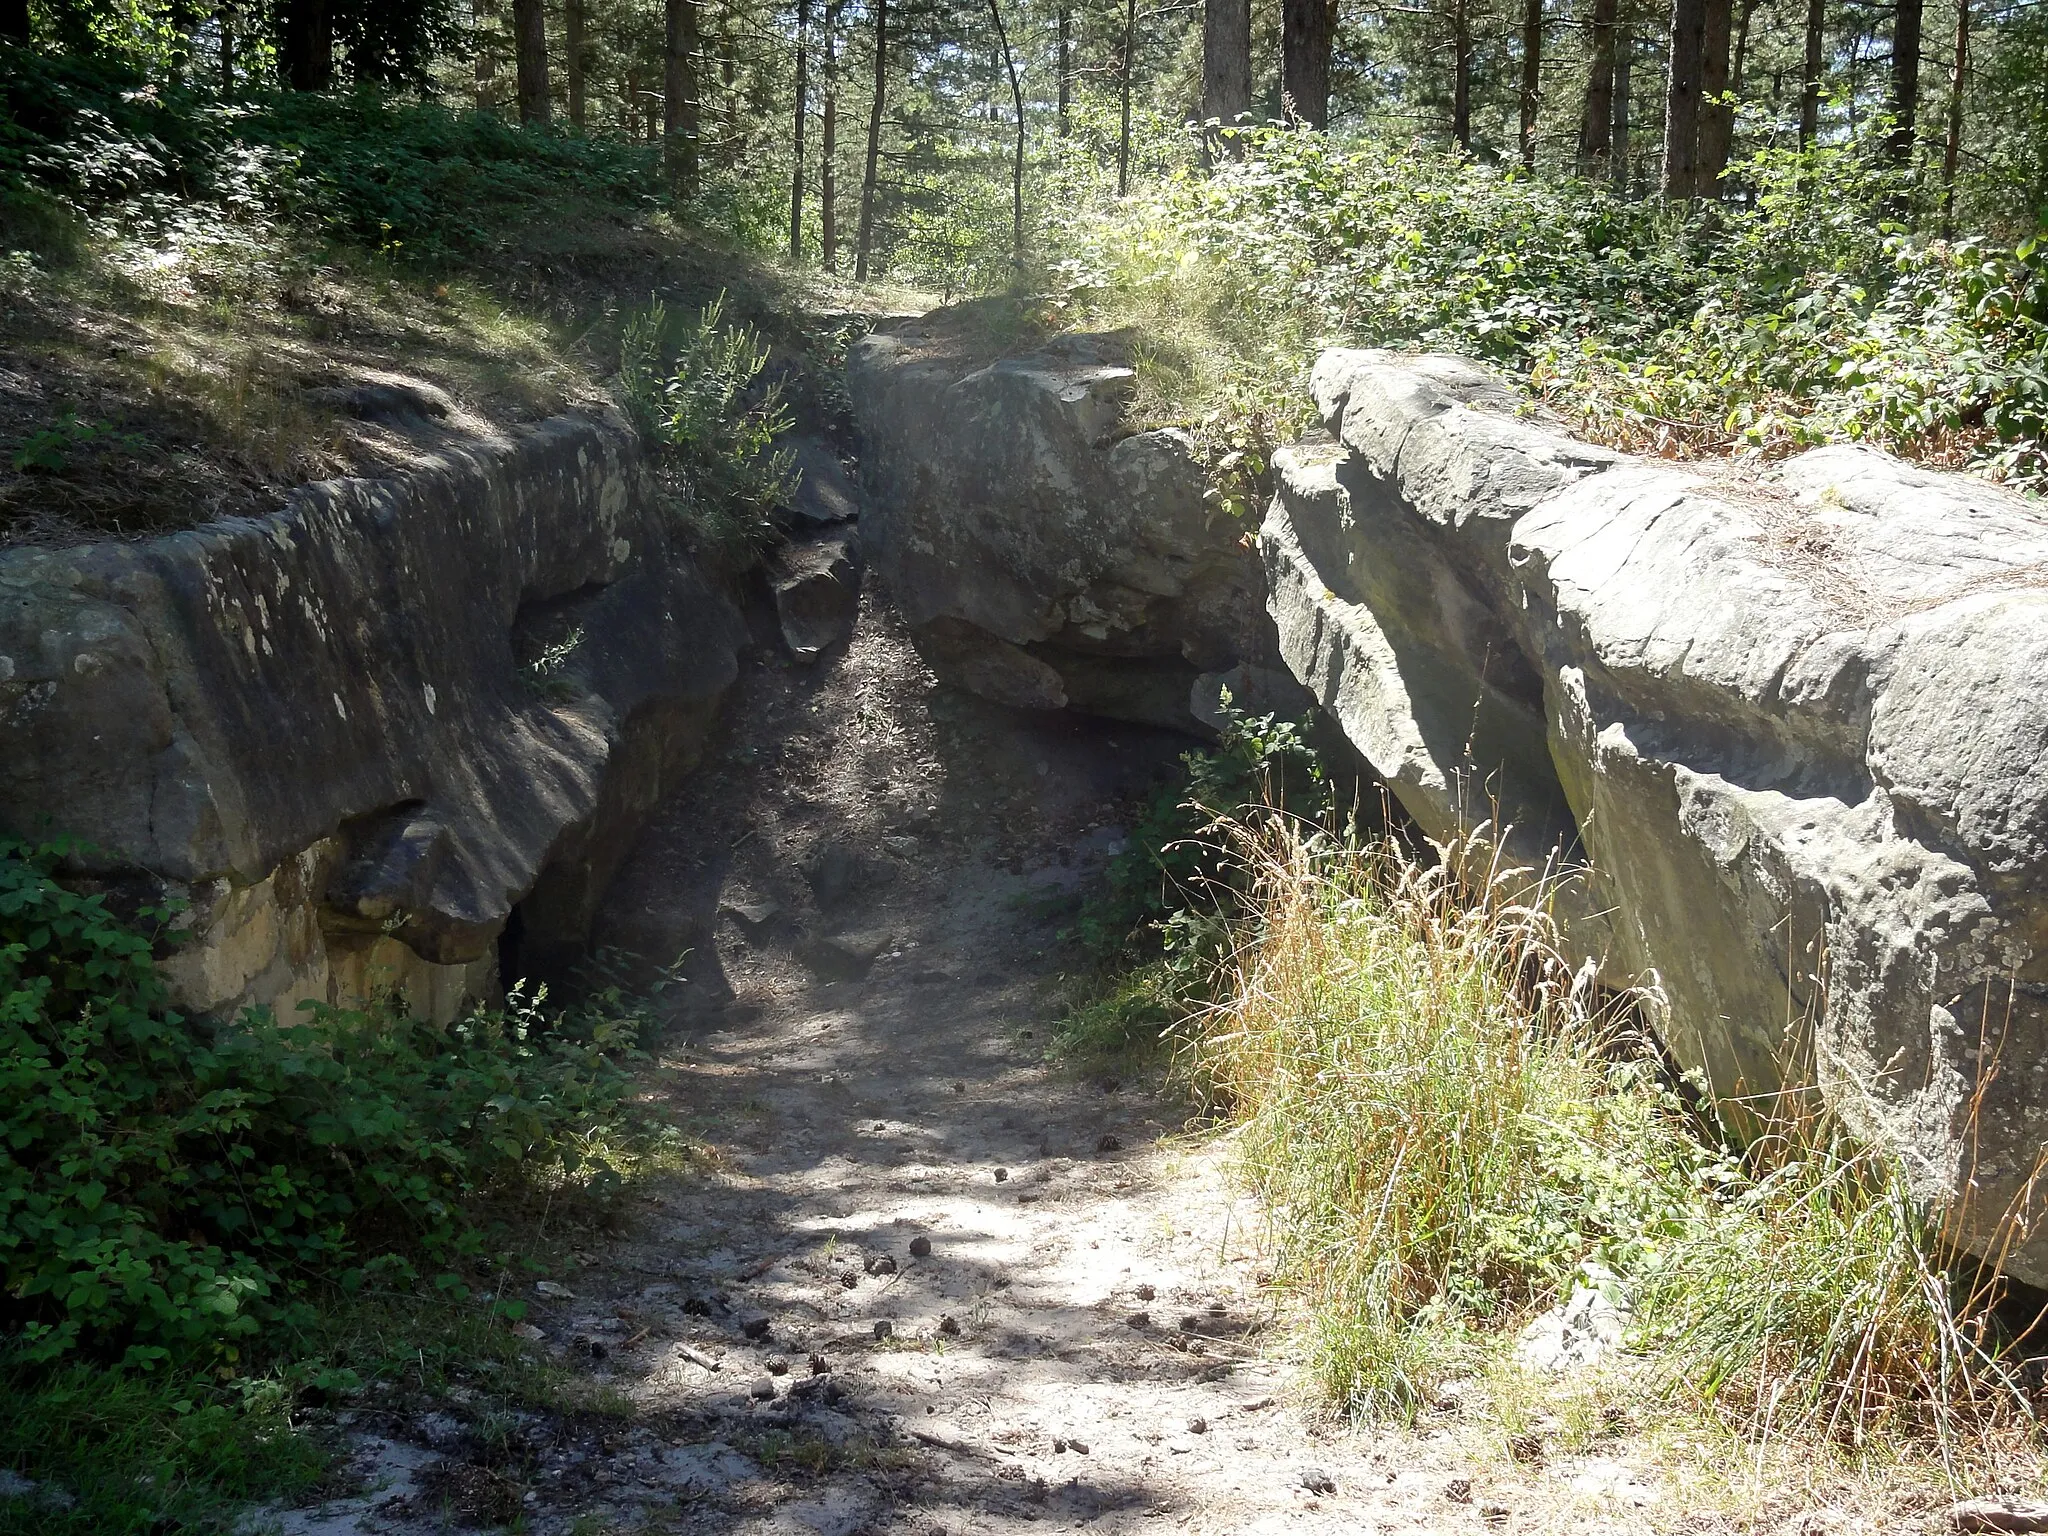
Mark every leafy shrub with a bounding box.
[0,838,640,1367]
[1071,708,1328,967]
[1047,120,2048,491]
[617,293,797,566]
[243,91,661,261]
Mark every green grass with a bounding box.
[1188,818,2043,1455]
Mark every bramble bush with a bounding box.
[0,838,641,1368]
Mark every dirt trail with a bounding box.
[267,593,1661,1536]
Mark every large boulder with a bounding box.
[0,408,743,1022]
[848,321,1278,731]
[1267,348,2048,1281]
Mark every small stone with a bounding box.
[1186,1417,1207,1435]
[1299,1467,1338,1496]
[575,1335,608,1360]
[1179,1314,1202,1333]
[993,1168,1009,1183]
[909,1235,933,1259]
[749,1377,777,1401]
[767,1357,790,1376]
[873,1320,894,1340]
[1445,1478,1473,1504]
[866,1254,898,1276]
[1481,1504,1512,1526]
[1127,1311,1151,1329]
[938,1315,961,1336]
[742,1316,773,1340]
[1135,1284,1156,1301]
[1067,1439,1090,1455]
[534,1280,575,1300]
[510,1323,546,1342]
[1095,1135,1122,1153]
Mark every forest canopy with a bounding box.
[3,0,2046,483]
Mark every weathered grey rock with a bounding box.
[0,408,743,1021]
[768,527,861,661]
[782,435,861,526]
[1267,347,2048,1282]
[848,322,1268,730]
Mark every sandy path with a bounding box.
[266,593,1666,1536]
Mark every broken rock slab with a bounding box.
[848,319,1275,731]
[768,527,861,662]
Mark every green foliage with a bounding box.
[1636,1120,2031,1443]
[617,293,797,565]
[0,1361,326,1536]
[1050,121,2048,493]
[9,411,145,473]
[0,838,641,1368]
[1070,707,1328,967]
[243,91,662,262]
[1197,822,2035,1440]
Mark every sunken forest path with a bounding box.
[269,591,1660,1536]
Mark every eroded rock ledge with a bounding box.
[0,408,743,1021]
[1269,349,2048,1282]
[848,323,1290,732]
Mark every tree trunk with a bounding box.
[513,0,549,125]
[988,0,1024,264]
[1661,0,1706,197]
[1518,0,1543,168]
[1282,0,1333,127]
[822,0,839,271]
[1202,0,1252,152]
[1798,0,1823,145]
[1940,0,1967,232]
[1119,0,1138,190]
[1613,21,1632,190]
[0,0,27,43]
[1695,0,1733,193]
[1578,0,1619,172]
[280,0,332,90]
[1056,2,1072,135]
[475,0,497,110]
[217,3,235,90]
[1889,0,1923,160]
[1452,0,1473,150]
[565,0,586,126]
[791,0,809,261]
[854,0,887,281]
[666,0,700,199]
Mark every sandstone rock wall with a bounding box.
[0,409,743,1022]
[1267,349,2048,1281]
[849,322,1291,732]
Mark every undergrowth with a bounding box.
[1042,119,2048,495]
[615,293,798,569]
[0,837,675,1528]
[1052,709,1327,1064]
[1188,815,2045,1458]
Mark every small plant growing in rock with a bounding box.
[616,294,796,567]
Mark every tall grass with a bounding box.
[1188,818,2042,1450]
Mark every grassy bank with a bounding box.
[1165,812,2045,1498]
